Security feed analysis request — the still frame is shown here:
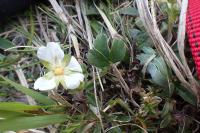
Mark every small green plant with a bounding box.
[87,34,127,68]
[0,0,199,132]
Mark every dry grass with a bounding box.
[136,0,200,102]
[1,0,200,132]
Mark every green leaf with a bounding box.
[86,5,98,15]
[87,49,110,68]
[137,49,170,88]
[147,63,168,87]
[0,37,15,50]
[93,124,101,133]
[0,110,32,119]
[62,123,82,133]
[109,98,134,115]
[161,101,173,117]
[135,18,145,30]
[94,34,109,57]
[0,75,56,105]
[136,53,153,65]
[0,102,42,111]
[109,39,126,63]
[160,114,172,128]
[136,47,156,64]
[86,92,97,106]
[0,54,21,68]
[0,53,5,60]
[90,20,104,34]
[153,57,168,76]
[88,35,127,67]
[87,34,111,68]
[135,31,154,48]
[112,114,131,122]
[176,87,197,105]
[118,7,138,16]
[0,114,68,131]
[129,29,140,40]
[107,126,121,133]
[142,47,156,54]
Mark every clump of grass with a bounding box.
[0,0,200,132]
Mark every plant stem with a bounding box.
[112,64,140,107]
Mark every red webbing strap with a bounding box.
[186,0,200,79]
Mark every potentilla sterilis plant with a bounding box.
[34,42,84,91]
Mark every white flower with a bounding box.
[34,42,84,91]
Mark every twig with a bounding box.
[48,0,81,62]
[75,0,84,35]
[95,4,121,39]
[36,8,50,43]
[92,67,105,133]
[112,65,140,107]
[96,68,105,92]
[14,64,36,105]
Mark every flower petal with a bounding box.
[66,56,82,72]
[63,73,84,89]
[37,42,64,64]
[34,77,57,91]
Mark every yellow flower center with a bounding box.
[54,67,64,76]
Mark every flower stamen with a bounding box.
[54,67,64,76]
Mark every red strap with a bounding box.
[186,0,200,79]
